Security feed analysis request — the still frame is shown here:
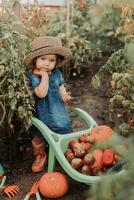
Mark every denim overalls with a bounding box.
[29,68,72,135]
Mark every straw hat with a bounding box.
[24,36,72,67]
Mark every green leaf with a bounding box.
[8,85,14,98]
[91,75,101,89]
[0,65,5,77]
[10,98,17,110]
[126,42,134,65]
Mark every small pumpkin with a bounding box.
[71,158,83,169]
[66,152,75,163]
[81,142,92,150]
[79,134,87,142]
[102,149,115,167]
[90,149,103,171]
[90,125,113,143]
[64,149,73,157]
[39,172,69,198]
[69,139,79,149]
[81,165,92,175]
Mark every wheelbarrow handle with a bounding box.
[32,117,60,144]
[73,108,98,129]
[36,192,42,200]
[24,194,30,200]
[32,108,98,146]
[23,192,42,200]
[0,176,6,189]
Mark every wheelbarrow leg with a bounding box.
[48,145,56,172]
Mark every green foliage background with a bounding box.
[0,20,34,136]
[91,41,134,137]
[46,1,123,76]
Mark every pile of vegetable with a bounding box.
[64,125,123,176]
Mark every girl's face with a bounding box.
[36,54,57,72]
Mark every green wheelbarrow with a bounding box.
[32,108,126,184]
[0,164,6,189]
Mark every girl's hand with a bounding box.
[62,92,73,102]
[33,68,51,76]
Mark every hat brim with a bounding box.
[23,46,72,67]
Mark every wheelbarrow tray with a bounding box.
[32,108,126,185]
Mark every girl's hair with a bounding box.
[57,55,64,66]
[31,58,36,67]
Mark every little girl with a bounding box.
[24,36,73,173]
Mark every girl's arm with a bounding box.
[34,71,49,98]
[59,84,73,102]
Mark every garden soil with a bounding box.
[1,58,111,200]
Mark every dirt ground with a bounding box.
[1,59,110,200]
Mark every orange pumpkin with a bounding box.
[102,149,115,167]
[39,172,69,198]
[90,125,113,143]
[90,149,103,171]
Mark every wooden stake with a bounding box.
[66,0,71,39]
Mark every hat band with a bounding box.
[32,46,57,53]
